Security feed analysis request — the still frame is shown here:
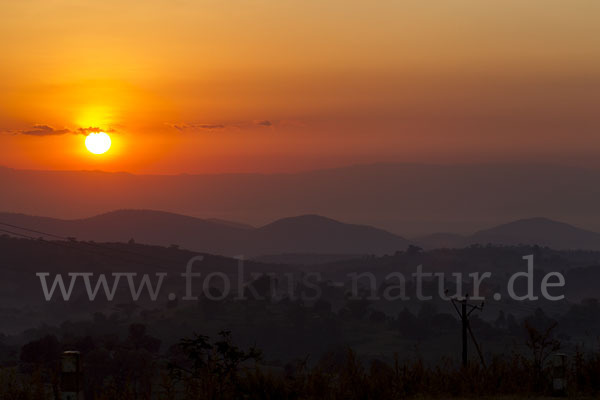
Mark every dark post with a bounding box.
[61,351,84,400]
[461,301,468,368]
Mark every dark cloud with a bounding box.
[169,123,226,131]
[1,125,115,137]
[168,120,274,132]
[19,125,71,136]
[77,127,115,135]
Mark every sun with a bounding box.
[85,132,112,155]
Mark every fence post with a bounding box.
[552,353,567,396]
[60,351,84,400]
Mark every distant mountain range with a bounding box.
[4,163,600,235]
[0,210,410,257]
[416,217,600,251]
[1,210,600,256]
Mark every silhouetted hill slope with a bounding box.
[0,210,410,256]
[417,218,600,250]
[469,217,600,250]
[206,218,254,230]
[253,215,410,255]
[414,233,466,249]
[0,210,246,255]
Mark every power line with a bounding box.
[0,227,172,272]
[0,220,182,268]
[449,293,485,368]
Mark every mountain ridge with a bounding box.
[416,217,600,251]
[4,162,600,235]
[3,209,600,255]
[0,210,411,257]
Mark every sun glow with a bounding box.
[85,132,112,155]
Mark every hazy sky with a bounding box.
[1,0,599,173]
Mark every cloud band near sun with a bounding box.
[1,125,115,136]
[168,120,274,132]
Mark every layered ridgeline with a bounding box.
[3,209,600,257]
[3,163,600,236]
[0,210,410,257]
[416,218,600,251]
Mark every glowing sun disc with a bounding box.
[85,132,111,154]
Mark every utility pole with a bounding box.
[461,300,468,367]
[451,294,484,368]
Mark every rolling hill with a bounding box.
[469,217,600,250]
[416,217,600,251]
[0,210,411,257]
[4,163,600,236]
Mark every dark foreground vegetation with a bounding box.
[2,237,600,398]
[1,322,600,399]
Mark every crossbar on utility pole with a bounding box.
[450,293,484,368]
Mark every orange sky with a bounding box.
[1,0,599,174]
